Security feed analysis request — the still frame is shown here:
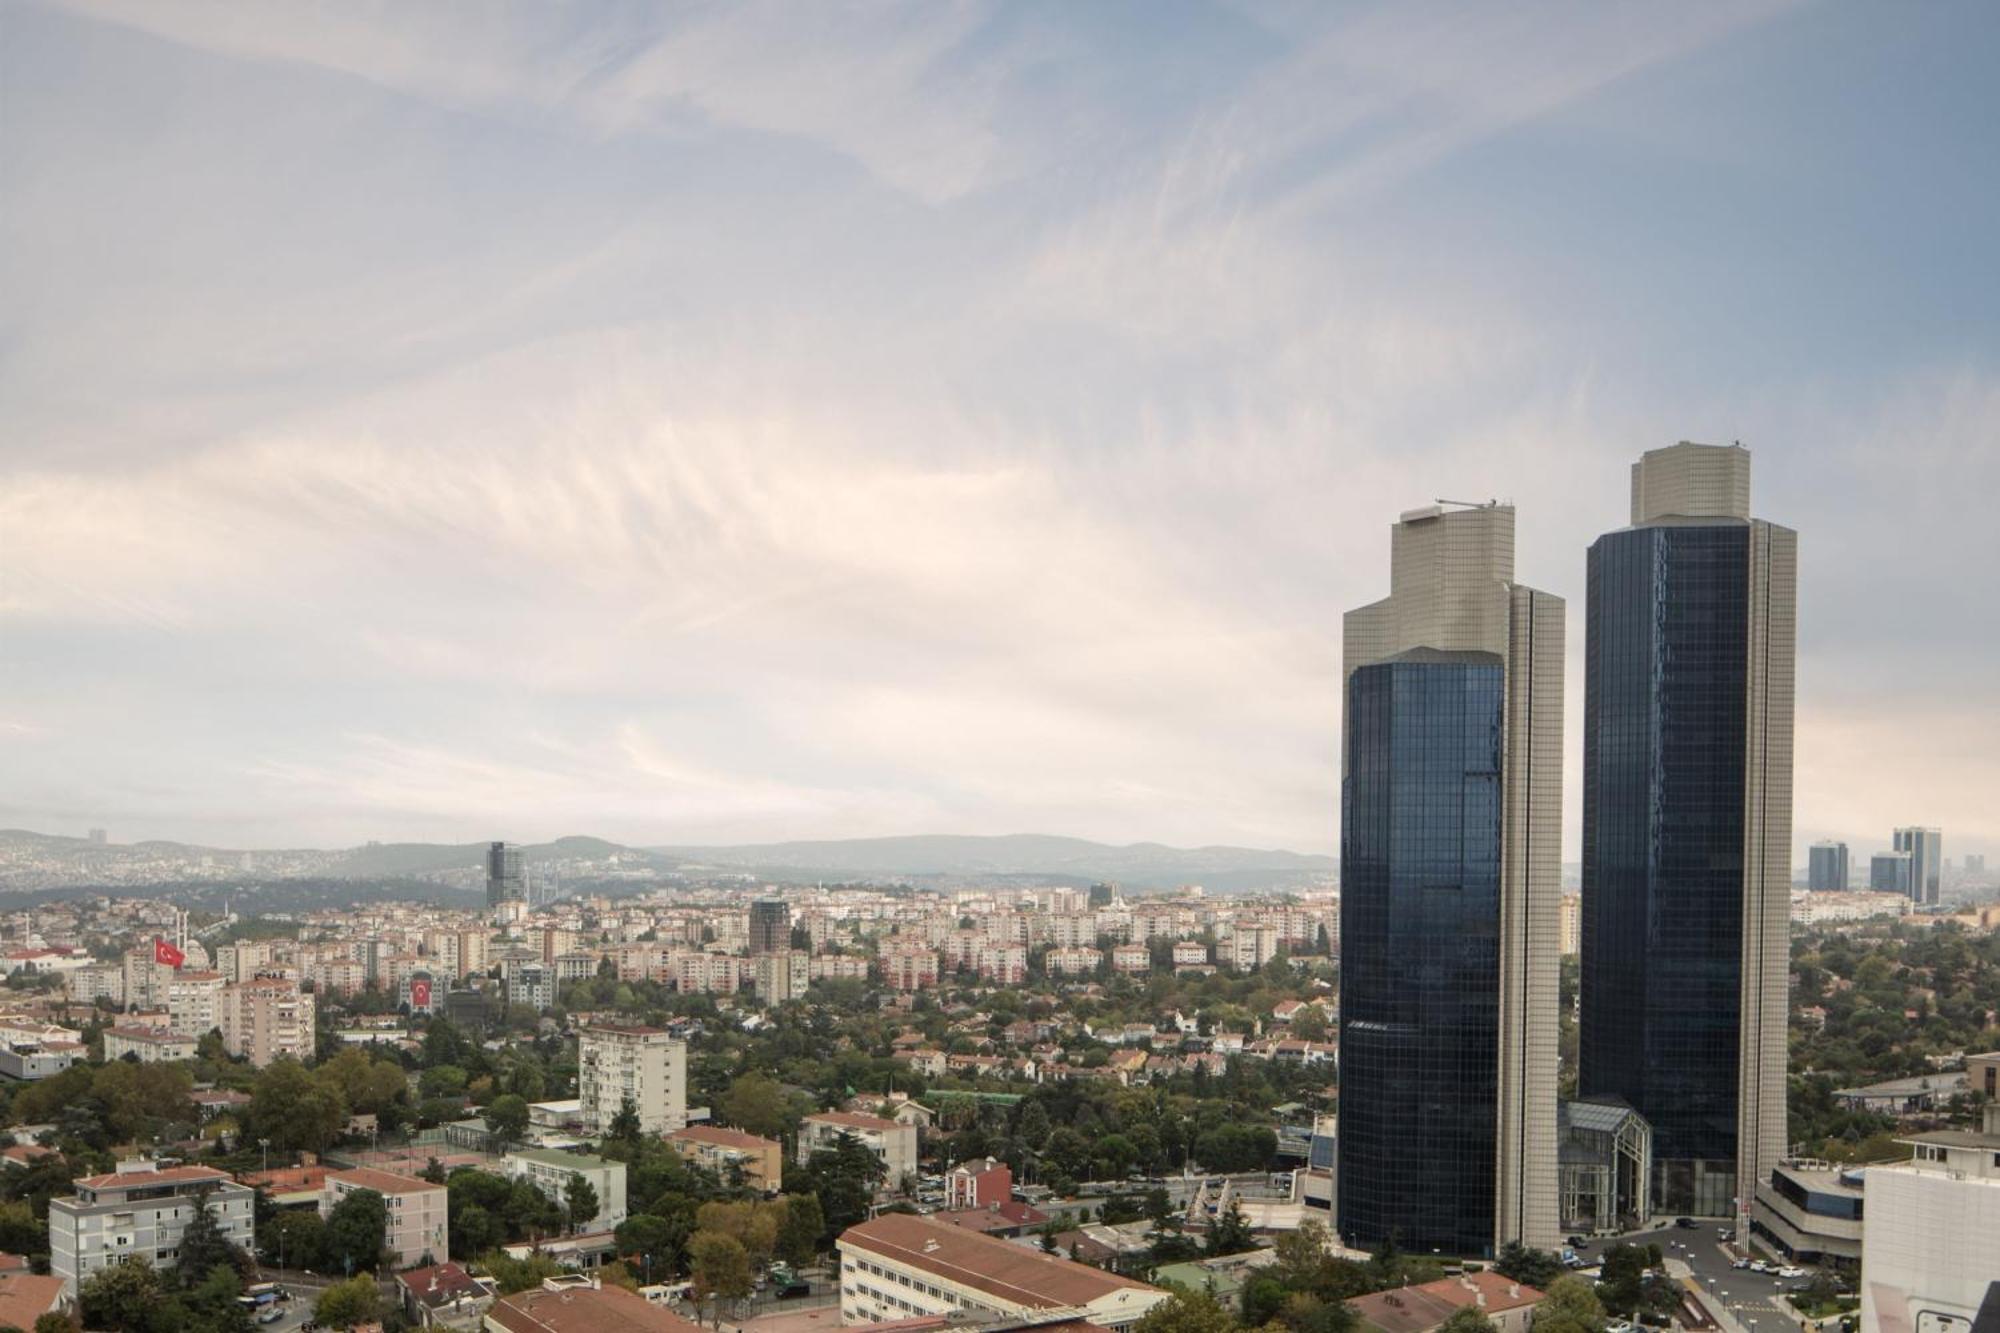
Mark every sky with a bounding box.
[3,0,1998,861]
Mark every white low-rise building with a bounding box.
[321,1167,448,1270]
[50,1161,255,1293]
[837,1213,1167,1330]
[502,1149,627,1231]
[799,1111,917,1187]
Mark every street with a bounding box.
[1571,1225,1810,1331]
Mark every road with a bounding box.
[1571,1225,1809,1331]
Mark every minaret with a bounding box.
[1579,442,1794,1235]
[1339,501,1563,1256]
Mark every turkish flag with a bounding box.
[410,978,431,1008]
[154,937,185,969]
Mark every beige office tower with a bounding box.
[1339,502,1563,1255]
[1579,442,1794,1232]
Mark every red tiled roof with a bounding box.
[327,1166,443,1195]
[668,1125,778,1151]
[489,1283,702,1333]
[74,1164,229,1191]
[838,1214,1156,1311]
[0,1274,63,1329]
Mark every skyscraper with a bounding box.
[1578,442,1794,1229]
[749,899,791,955]
[1339,502,1563,1257]
[1808,841,1850,892]
[1871,852,1913,895]
[1893,827,1942,907]
[486,841,526,919]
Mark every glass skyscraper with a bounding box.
[1340,503,1564,1256]
[1578,442,1795,1228]
[1892,827,1942,906]
[1808,841,1849,892]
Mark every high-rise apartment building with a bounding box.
[577,1024,687,1135]
[748,900,791,956]
[1579,442,1794,1228]
[1808,841,1849,892]
[1871,852,1913,895]
[486,841,526,919]
[1339,501,1563,1256]
[1892,827,1942,907]
[220,979,316,1067]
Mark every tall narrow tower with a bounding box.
[486,841,527,923]
[1339,502,1564,1257]
[1579,442,1795,1231]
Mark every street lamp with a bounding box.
[259,1138,270,1177]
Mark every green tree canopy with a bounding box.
[313,1275,384,1329]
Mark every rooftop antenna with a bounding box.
[1434,498,1500,509]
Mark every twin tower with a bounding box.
[1336,441,1796,1258]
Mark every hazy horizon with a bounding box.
[5,2,1998,863]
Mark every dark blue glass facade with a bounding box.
[1579,523,1749,1217]
[1339,653,1503,1258]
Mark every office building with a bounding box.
[577,1025,686,1135]
[1340,500,1564,1256]
[749,900,791,956]
[486,841,526,919]
[836,1213,1168,1330]
[50,1161,256,1293]
[1579,442,1795,1226]
[1871,852,1913,895]
[502,1150,627,1231]
[1967,853,1987,876]
[322,1168,448,1269]
[1893,827,1942,907]
[1858,1105,2000,1333]
[1808,841,1849,892]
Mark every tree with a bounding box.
[718,1074,792,1139]
[323,1187,388,1275]
[1204,1198,1255,1257]
[1017,1100,1052,1150]
[452,1203,503,1260]
[689,1230,753,1328]
[313,1274,384,1329]
[34,1313,76,1333]
[1533,1275,1607,1333]
[482,1251,570,1294]
[261,1209,328,1271]
[1131,1289,1241,1333]
[566,1174,601,1232]
[608,1096,644,1148]
[249,1058,347,1154]
[78,1259,163,1333]
[175,1192,242,1287]
[1494,1242,1564,1290]
[485,1094,529,1152]
[776,1194,823,1267]
[1440,1309,1497,1333]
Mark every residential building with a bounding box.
[506,962,553,1014]
[577,1025,687,1135]
[666,1126,784,1193]
[1858,1106,2000,1333]
[1110,944,1150,974]
[974,945,1027,985]
[0,1274,68,1330]
[1046,947,1101,977]
[1871,852,1914,895]
[1171,941,1209,968]
[1346,1272,1545,1333]
[749,900,791,956]
[944,1157,1011,1210]
[502,1150,627,1231]
[1579,442,1795,1229]
[878,950,938,993]
[1969,1049,2000,1101]
[753,951,811,1002]
[50,1160,256,1293]
[0,1031,80,1081]
[836,1213,1168,1330]
[322,1167,448,1269]
[101,1025,197,1063]
[1340,499,1565,1256]
[65,963,124,1007]
[220,978,315,1067]
[488,1276,703,1333]
[1808,841,1850,892]
[1893,827,1943,907]
[799,1112,917,1187]
[396,1260,494,1328]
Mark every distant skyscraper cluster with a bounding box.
[1339,440,1796,1256]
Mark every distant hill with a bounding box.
[0,828,1331,894]
[649,833,1335,891]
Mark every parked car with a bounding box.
[1778,1267,1806,1279]
[1732,1259,1751,1270]
[1566,1235,1588,1249]
[1718,1228,1733,1241]
[1675,1217,1697,1229]
[257,1310,283,1326]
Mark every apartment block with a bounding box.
[800,1112,917,1186]
[220,979,315,1067]
[101,1025,198,1063]
[577,1025,687,1135]
[50,1161,256,1293]
[322,1168,448,1269]
[502,1150,627,1231]
[666,1126,784,1194]
[166,971,224,1038]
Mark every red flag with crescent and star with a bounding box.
[154,936,185,969]
[410,978,432,1009]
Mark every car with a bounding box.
[1749,1261,1771,1274]
[1778,1267,1806,1279]
[257,1310,283,1326]
[1566,1235,1588,1249]
[1718,1228,1733,1240]
[1675,1217,1697,1229]
[1732,1259,1750,1270]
